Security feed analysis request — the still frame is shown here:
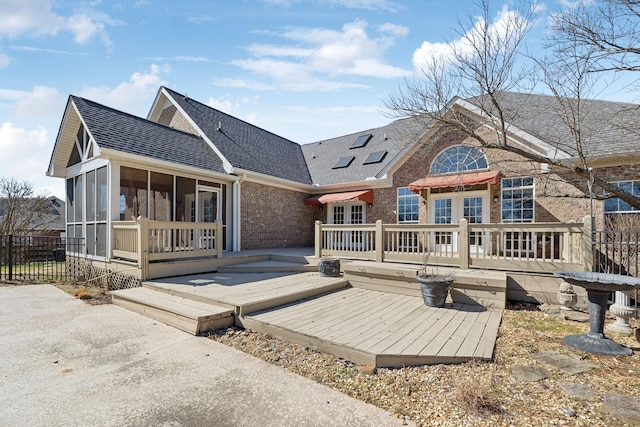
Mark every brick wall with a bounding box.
[240,181,320,249]
[370,124,600,225]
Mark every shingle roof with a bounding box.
[466,92,640,159]
[163,87,312,184]
[301,116,430,186]
[72,96,225,173]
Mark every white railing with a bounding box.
[315,217,591,273]
[112,217,223,277]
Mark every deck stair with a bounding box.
[144,273,348,318]
[111,287,235,335]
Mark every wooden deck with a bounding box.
[241,288,502,367]
[114,255,505,368]
[144,272,349,316]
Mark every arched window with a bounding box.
[430,145,488,175]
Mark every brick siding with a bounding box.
[240,181,320,249]
[370,124,601,225]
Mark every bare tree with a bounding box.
[549,0,640,75]
[386,0,640,210]
[0,177,55,235]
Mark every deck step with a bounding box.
[343,261,507,309]
[111,287,235,335]
[218,260,316,273]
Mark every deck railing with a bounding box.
[112,218,223,277]
[315,217,591,273]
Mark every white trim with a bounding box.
[453,98,573,161]
[99,148,233,183]
[160,88,234,173]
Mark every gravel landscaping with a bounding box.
[208,303,640,427]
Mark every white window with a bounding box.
[605,181,640,215]
[397,187,419,223]
[66,165,108,257]
[501,177,534,223]
[501,177,535,254]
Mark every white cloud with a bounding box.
[223,19,408,92]
[412,5,530,71]
[0,53,11,69]
[207,95,260,116]
[0,85,65,122]
[0,0,113,45]
[259,0,404,12]
[78,64,169,115]
[0,122,60,196]
[13,86,65,120]
[145,56,211,63]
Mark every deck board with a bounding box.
[297,291,395,336]
[329,295,417,344]
[435,307,483,357]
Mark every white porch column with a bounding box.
[607,291,635,335]
[232,179,241,251]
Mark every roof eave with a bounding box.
[100,148,232,181]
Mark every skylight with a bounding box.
[350,134,372,149]
[363,150,387,165]
[333,156,355,169]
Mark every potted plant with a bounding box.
[416,256,454,308]
[318,254,341,277]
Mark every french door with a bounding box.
[429,191,488,253]
[329,202,365,250]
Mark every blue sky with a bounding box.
[0,0,633,199]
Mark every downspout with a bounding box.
[232,174,246,251]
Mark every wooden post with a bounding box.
[458,219,469,269]
[137,216,149,281]
[314,221,322,258]
[583,215,593,272]
[375,220,383,262]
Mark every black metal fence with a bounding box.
[0,235,84,283]
[594,229,640,278]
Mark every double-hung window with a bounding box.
[397,187,419,223]
[501,177,534,254]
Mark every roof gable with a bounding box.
[49,96,226,176]
[162,87,312,185]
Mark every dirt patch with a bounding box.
[208,302,640,426]
[55,283,112,305]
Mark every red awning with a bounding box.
[304,190,374,206]
[408,170,501,193]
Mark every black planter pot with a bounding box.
[318,258,341,277]
[417,275,454,308]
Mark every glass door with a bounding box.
[197,187,221,250]
[328,202,365,250]
[430,191,488,254]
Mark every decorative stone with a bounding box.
[559,382,592,400]
[603,393,640,424]
[557,281,578,310]
[510,365,549,382]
